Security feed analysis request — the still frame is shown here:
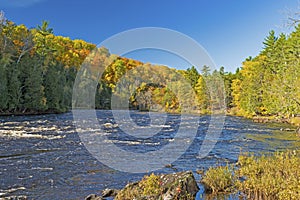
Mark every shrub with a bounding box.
[201,165,236,194]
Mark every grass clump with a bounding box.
[236,150,300,200]
[115,173,162,200]
[140,173,163,196]
[201,150,300,199]
[201,165,236,194]
[114,181,141,200]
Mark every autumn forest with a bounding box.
[0,14,300,125]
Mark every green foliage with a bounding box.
[201,165,236,194]
[194,75,209,112]
[4,15,300,117]
[22,54,46,111]
[44,62,69,112]
[185,66,200,88]
[231,24,300,118]
[7,64,21,112]
[221,68,237,109]
[0,17,95,114]
[0,17,224,115]
[0,57,9,111]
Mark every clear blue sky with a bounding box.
[1,0,299,72]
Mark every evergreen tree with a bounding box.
[0,56,9,111]
[7,64,22,112]
[194,75,209,112]
[22,54,46,111]
[185,66,200,88]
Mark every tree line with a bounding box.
[0,13,299,119]
[0,14,223,115]
[0,14,95,114]
[230,26,300,119]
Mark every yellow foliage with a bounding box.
[290,117,300,126]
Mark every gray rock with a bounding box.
[162,191,174,200]
[84,194,103,200]
[160,171,199,198]
[102,188,119,197]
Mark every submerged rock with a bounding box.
[115,171,199,200]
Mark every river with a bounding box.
[0,110,298,199]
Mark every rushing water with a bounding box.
[0,110,298,199]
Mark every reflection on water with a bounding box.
[0,110,298,199]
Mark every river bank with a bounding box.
[226,108,300,135]
[0,110,66,117]
[83,150,300,200]
[202,150,300,200]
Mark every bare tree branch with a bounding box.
[0,10,5,25]
[286,2,300,27]
[278,2,300,29]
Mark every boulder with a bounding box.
[115,171,199,200]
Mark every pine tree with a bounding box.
[7,63,22,112]
[22,54,46,112]
[194,75,209,113]
[0,56,9,111]
[185,66,200,88]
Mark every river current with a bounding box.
[0,110,297,199]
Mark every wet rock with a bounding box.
[160,171,199,198]
[101,188,119,197]
[165,163,177,171]
[165,164,174,168]
[115,171,199,200]
[84,194,103,200]
[196,169,205,175]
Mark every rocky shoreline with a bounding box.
[85,171,199,200]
